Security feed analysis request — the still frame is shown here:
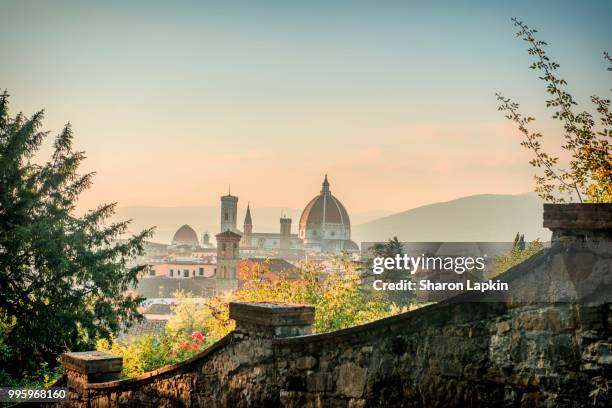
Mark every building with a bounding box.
[145,261,216,279]
[167,224,206,256]
[215,230,241,292]
[240,175,359,255]
[298,175,358,253]
[132,175,358,302]
[220,192,239,233]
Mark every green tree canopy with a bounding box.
[368,237,415,305]
[492,233,543,277]
[0,91,152,385]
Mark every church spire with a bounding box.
[244,202,252,225]
[243,202,253,241]
[321,173,330,194]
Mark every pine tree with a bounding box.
[0,91,153,384]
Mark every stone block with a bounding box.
[337,362,367,398]
[543,203,612,240]
[306,372,332,392]
[295,356,317,370]
[229,302,315,338]
[496,321,511,334]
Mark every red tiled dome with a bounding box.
[172,224,199,246]
[299,175,350,230]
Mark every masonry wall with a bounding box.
[54,204,611,407]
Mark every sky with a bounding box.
[1,0,610,214]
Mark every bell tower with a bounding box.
[215,230,241,292]
[220,187,238,233]
[280,217,291,254]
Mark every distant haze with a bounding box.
[112,205,393,245]
[113,193,548,245]
[352,193,549,244]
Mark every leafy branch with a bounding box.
[496,19,611,203]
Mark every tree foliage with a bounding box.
[496,19,611,203]
[97,292,213,378]
[367,237,416,305]
[204,259,399,340]
[0,91,152,385]
[492,233,543,276]
[97,260,424,378]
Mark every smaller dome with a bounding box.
[172,225,199,246]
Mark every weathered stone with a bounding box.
[306,372,332,392]
[496,321,511,334]
[336,362,367,398]
[229,302,315,338]
[296,356,317,370]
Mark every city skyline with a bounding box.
[1,0,610,213]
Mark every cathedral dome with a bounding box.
[172,224,199,246]
[299,175,351,243]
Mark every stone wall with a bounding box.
[53,204,611,407]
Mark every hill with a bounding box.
[352,193,549,244]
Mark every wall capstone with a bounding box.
[543,203,612,241]
[61,351,122,390]
[229,301,315,338]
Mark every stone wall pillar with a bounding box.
[229,302,315,338]
[542,203,612,305]
[61,351,122,390]
[543,203,612,242]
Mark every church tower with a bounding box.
[242,203,253,246]
[215,230,241,292]
[280,216,291,253]
[220,189,238,233]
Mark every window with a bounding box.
[169,269,174,277]
[224,211,228,220]
[149,269,155,276]
[192,270,195,277]
[199,268,204,276]
[222,243,226,251]
[183,269,189,277]
[330,231,335,237]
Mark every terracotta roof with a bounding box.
[143,303,173,315]
[216,230,242,239]
[117,320,167,341]
[243,258,297,274]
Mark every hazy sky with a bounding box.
[1,0,610,213]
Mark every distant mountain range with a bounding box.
[351,193,549,244]
[112,193,548,246]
